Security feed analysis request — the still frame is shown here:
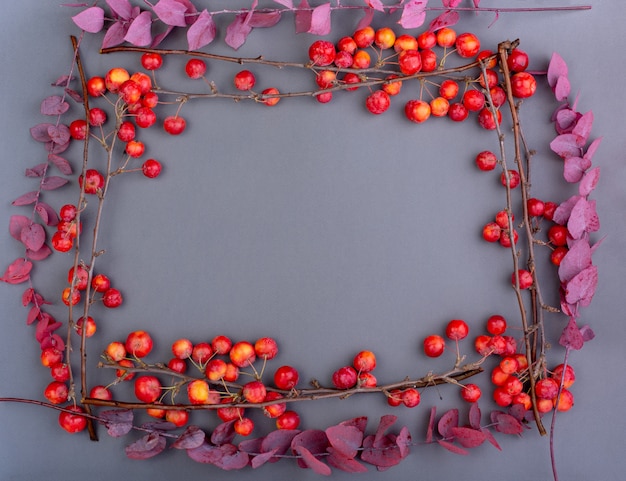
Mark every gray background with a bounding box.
[1,1,624,479]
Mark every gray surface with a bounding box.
[1,1,624,480]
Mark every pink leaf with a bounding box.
[48,154,73,175]
[437,409,458,438]
[40,176,69,191]
[469,403,481,430]
[12,191,39,206]
[152,0,188,26]
[563,156,591,183]
[102,21,128,48]
[450,427,486,448]
[550,133,581,159]
[46,140,71,155]
[273,0,293,7]
[27,244,52,261]
[491,412,523,435]
[326,448,368,472]
[572,111,593,146]
[443,0,463,7]
[27,305,40,325]
[437,439,468,455]
[398,0,427,29]
[187,9,216,50]
[25,164,47,179]
[564,265,598,307]
[559,239,592,282]
[552,195,580,225]
[356,8,375,30]
[35,201,60,226]
[30,123,54,142]
[295,0,312,33]
[225,14,253,50]
[20,223,46,252]
[124,11,153,46]
[579,167,600,197]
[325,424,363,459]
[584,137,602,162]
[339,417,368,434]
[10,216,31,241]
[366,0,385,12]
[1,258,33,284]
[308,3,331,35]
[373,415,397,447]
[553,76,570,102]
[125,432,166,459]
[151,25,174,47]
[547,52,568,88]
[580,325,595,342]
[41,96,70,116]
[568,197,599,239]
[249,11,282,28]
[47,124,70,145]
[395,427,411,458]
[428,10,460,32]
[554,107,581,134]
[558,317,584,350]
[171,425,206,449]
[293,446,332,475]
[250,449,278,468]
[426,406,436,443]
[106,0,133,19]
[72,6,105,32]
[211,420,236,446]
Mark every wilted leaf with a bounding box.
[293,445,332,475]
[398,0,427,29]
[187,9,216,50]
[325,424,363,459]
[72,6,105,32]
[125,432,167,459]
[41,96,70,116]
[12,191,39,206]
[437,409,459,439]
[450,427,486,448]
[437,439,468,455]
[172,425,206,449]
[41,176,69,191]
[1,258,33,284]
[564,265,598,307]
[101,409,134,437]
[558,317,584,350]
[124,11,153,46]
[20,223,46,252]
[547,52,568,88]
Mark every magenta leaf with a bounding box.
[35,202,60,226]
[565,265,598,307]
[151,25,175,47]
[442,0,463,6]
[579,167,600,197]
[250,448,278,468]
[72,6,105,32]
[152,0,188,26]
[547,52,568,88]
[437,409,458,438]
[563,156,591,183]
[482,428,501,450]
[291,429,329,468]
[211,421,236,446]
[25,163,47,178]
[51,75,74,87]
[249,10,282,28]
[395,426,411,458]
[238,437,263,454]
[572,110,593,146]
[47,124,70,145]
[1,258,33,284]
[361,434,403,467]
[307,3,331,35]
[187,441,223,464]
[20,223,46,252]
[187,9,216,50]
[41,96,70,116]
[40,176,69,191]
[327,447,368,472]
[30,123,54,143]
[373,415,397,447]
[102,21,128,48]
[172,425,206,449]
[559,239,592,282]
[325,424,363,458]
[491,412,523,435]
[106,0,133,19]
[26,305,40,325]
[12,191,39,206]
[27,244,52,261]
[48,154,73,175]
[101,409,134,437]
[10,216,31,241]
[356,7,375,30]
[124,11,153,46]
[366,0,385,12]
[469,402,481,430]
[428,10,460,32]
[552,195,580,225]
[437,439,469,455]
[584,137,602,162]
[260,429,300,461]
[558,317,584,350]
[398,0,427,29]
[64,88,83,103]
[580,324,595,342]
[568,197,599,239]
[550,133,581,158]
[293,445,332,475]
[450,427,486,448]
[339,417,368,434]
[295,0,312,33]
[554,107,581,134]
[46,139,71,155]
[274,0,293,7]
[225,13,253,50]
[213,444,249,470]
[553,76,570,102]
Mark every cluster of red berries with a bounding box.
[331,350,378,390]
[304,26,536,125]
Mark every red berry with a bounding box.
[439,79,459,100]
[141,52,163,70]
[185,59,206,79]
[86,76,106,97]
[455,32,480,58]
[460,383,481,403]
[69,119,88,140]
[527,198,545,217]
[423,334,445,357]
[234,70,256,91]
[274,365,299,390]
[135,107,157,129]
[500,169,520,189]
[436,28,456,48]
[117,121,136,142]
[163,116,186,135]
[353,26,375,48]
[261,87,280,106]
[332,366,358,389]
[365,90,391,115]
[445,319,469,341]
[475,151,498,171]
[510,72,537,98]
[254,337,278,360]
[548,225,569,246]
[88,107,107,127]
[447,103,468,122]
[405,99,431,123]
[550,246,568,266]
[401,388,421,408]
[398,49,422,75]
[142,159,162,178]
[486,314,507,335]
[462,89,485,112]
[59,406,88,433]
[477,107,501,130]
[512,269,533,289]
[482,222,502,242]
[276,410,300,430]
[125,330,153,358]
[353,350,376,372]
[102,288,123,308]
[535,377,560,399]
[308,40,336,66]
[506,49,529,72]
[44,381,69,404]
[134,375,162,403]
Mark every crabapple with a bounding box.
[387,389,403,407]
[374,27,396,50]
[105,341,126,362]
[234,418,255,436]
[552,364,576,388]
[68,265,89,290]
[234,70,256,91]
[527,198,545,217]
[405,99,431,123]
[352,50,371,69]
[445,319,469,341]
[41,347,63,367]
[168,358,187,374]
[44,381,69,404]
[165,409,189,427]
[116,359,135,381]
[474,335,491,355]
[477,49,497,69]
[117,121,136,142]
[141,52,163,70]
[398,49,421,75]
[353,350,376,372]
[358,372,377,387]
[102,288,123,308]
[548,225,569,246]
[475,150,497,171]
[191,342,213,364]
[478,69,499,89]
[337,36,357,53]
[59,406,88,433]
[543,201,558,221]
[334,50,353,68]
[551,246,568,266]
[142,159,162,178]
[171,338,193,359]
[86,76,106,97]
[439,79,459,100]
[447,103,468,122]
[489,86,507,107]
[436,28,456,48]
[382,75,402,96]
[61,287,80,306]
[163,116,186,135]
[59,204,77,222]
[503,376,523,396]
[420,49,438,72]
[125,330,153,358]
[423,334,445,357]
[89,385,113,401]
[535,377,560,399]
[402,388,421,408]
[134,375,162,403]
[230,341,256,367]
[118,80,142,105]
[254,337,278,360]
[75,316,96,337]
[223,363,240,382]
[417,31,436,49]
[242,380,267,403]
[308,40,336,66]
[332,366,358,389]
[477,108,501,130]
[206,358,228,381]
[217,400,244,422]
[315,70,336,89]
[507,49,529,72]
[79,169,104,194]
[500,169,520,189]
[394,34,418,52]
[69,119,87,140]
[493,387,512,407]
[513,392,532,410]
[105,67,130,93]
[125,140,145,158]
[482,222,502,242]
[353,26,375,48]
[135,107,157,129]
[486,314,507,335]
[261,87,280,106]
[510,72,537,98]
[263,392,287,418]
[365,90,391,115]
[185,59,206,79]
[141,91,159,108]
[91,274,111,292]
[553,389,574,412]
[276,410,300,430]
[50,362,70,382]
[211,335,232,355]
[460,383,481,403]
[130,72,152,94]
[512,269,533,289]
[491,366,510,386]
[187,379,219,404]
[274,365,299,390]
[455,32,480,58]
[430,97,450,117]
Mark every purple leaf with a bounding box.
[428,10,460,32]
[1,258,33,284]
[102,21,128,48]
[550,133,581,159]
[172,425,206,449]
[572,111,593,146]
[20,223,46,252]
[12,191,39,206]
[553,76,570,102]
[307,3,331,35]
[35,202,59,226]
[426,406,436,443]
[564,265,598,307]
[361,434,403,467]
[437,439,469,455]
[249,10,282,28]
[225,13,253,50]
[395,427,411,458]
[366,0,385,12]
[579,167,600,197]
[151,25,175,47]
[124,11,153,46]
[552,195,580,225]
[72,6,105,32]
[106,0,133,19]
[187,9,216,50]
[101,409,134,437]
[482,428,502,450]
[325,424,363,458]
[48,124,70,145]
[558,317,584,350]
[295,0,312,33]
[64,88,83,103]
[48,154,73,175]
[563,156,591,183]
[398,0,427,29]
[469,402,481,430]
[10,216,31,241]
[291,429,329,468]
[491,411,523,435]
[357,8,375,30]
[437,409,459,438]
[559,239,592,282]
[250,449,278,468]
[547,52,568,88]
[212,444,249,470]
[51,75,74,87]
[26,244,52,261]
[238,437,263,454]
[40,176,69,191]
[293,445,332,475]
[25,163,48,178]
[41,96,70,116]
[373,415,397,447]
[339,417,368,434]
[152,0,188,26]
[260,429,300,461]
[326,447,368,472]
[46,139,71,155]
[554,107,581,134]
[580,325,595,342]
[568,197,599,239]
[211,420,236,446]
[450,427,486,448]
[187,441,223,464]
[30,123,55,143]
